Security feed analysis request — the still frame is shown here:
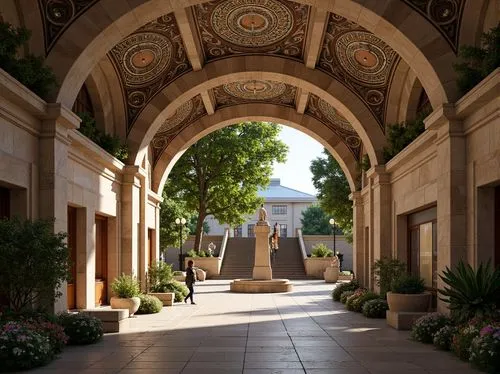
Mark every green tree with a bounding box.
[163,122,288,251]
[301,205,335,235]
[310,149,353,243]
[159,194,191,253]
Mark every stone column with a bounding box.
[253,223,272,280]
[121,166,142,277]
[350,191,365,286]
[39,104,80,312]
[367,166,392,291]
[76,207,95,309]
[427,105,466,313]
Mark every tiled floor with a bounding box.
[29,280,480,374]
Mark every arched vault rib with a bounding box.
[49,0,455,114]
[152,103,359,195]
[129,56,385,167]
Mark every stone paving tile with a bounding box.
[27,280,483,374]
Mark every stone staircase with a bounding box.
[215,237,308,280]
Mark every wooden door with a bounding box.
[67,207,77,310]
[95,215,108,306]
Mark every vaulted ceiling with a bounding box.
[34,0,468,167]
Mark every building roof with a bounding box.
[258,178,317,202]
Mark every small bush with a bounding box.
[58,313,103,345]
[0,321,52,372]
[332,279,360,301]
[157,281,189,302]
[372,257,406,298]
[111,274,141,298]
[433,325,457,351]
[340,290,355,304]
[19,317,67,354]
[450,318,491,361]
[410,313,452,344]
[391,274,425,294]
[362,299,388,318]
[136,294,163,314]
[346,289,367,311]
[186,249,198,257]
[351,292,380,313]
[469,324,500,373]
[311,243,333,257]
[148,261,173,293]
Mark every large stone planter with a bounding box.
[386,292,431,313]
[324,266,339,283]
[185,257,222,278]
[110,296,141,316]
[304,257,338,278]
[148,292,175,306]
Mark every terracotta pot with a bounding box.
[110,296,141,316]
[386,292,431,313]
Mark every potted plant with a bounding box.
[110,274,141,316]
[147,261,176,306]
[386,273,430,312]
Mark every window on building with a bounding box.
[272,205,287,215]
[248,224,255,238]
[0,187,10,219]
[408,207,437,290]
[279,224,287,238]
[233,225,242,237]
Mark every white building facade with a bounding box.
[206,179,317,238]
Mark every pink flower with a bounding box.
[480,325,494,337]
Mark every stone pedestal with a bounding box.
[386,310,428,330]
[252,223,272,280]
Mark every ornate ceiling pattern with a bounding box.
[109,14,192,134]
[306,94,362,160]
[402,0,465,53]
[317,14,400,131]
[212,80,297,109]
[192,0,310,62]
[38,0,99,54]
[151,95,207,164]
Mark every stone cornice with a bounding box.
[0,68,46,117]
[148,190,164,205]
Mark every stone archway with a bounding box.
[151,103,360,194]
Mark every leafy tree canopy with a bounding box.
[163,122,288,251]
[159,193,209,253]
[300,205,341,235]
[310,149,352,242]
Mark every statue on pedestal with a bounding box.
[257,204,269,225]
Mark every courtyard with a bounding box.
[30,280,479,374]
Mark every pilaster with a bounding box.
[350,191,365,286]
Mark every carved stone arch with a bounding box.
[128,56,385,168]
[47,0,454,114]
[152,104,360,195]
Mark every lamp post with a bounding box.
[328,218,336,254]
[175,217,187,271]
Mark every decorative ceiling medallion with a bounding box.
[114,33,173,86]
[306,94,361,160]
[151,95,207,164]
[39,0,99,54]
[109,14,192,134]
[318,14,400,130]
[193,0,309,62]
[213,80,296,109]
[401,0,465,52]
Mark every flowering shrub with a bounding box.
[451,323,482,361]
[340,290,355,304]
[433,325,457,351]
[411,313,452,343]
[0,321,52,372]
[362,299,388,318]
[58,313,103,345]
[332,280,360,301]
[351,292,380,313]
[470,324,500,372]
[21,318,67,354]
[345,289,367,311]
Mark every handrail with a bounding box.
[218,227,230,261]
[297,228,308,260]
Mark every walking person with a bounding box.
[184,260,197,304]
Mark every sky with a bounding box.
[271,125,325,196]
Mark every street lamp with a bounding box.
[175,217,187,271]
[328,218,336,255]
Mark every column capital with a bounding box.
[349,191,363,205]
[366,165,390,185]
[42,103,80,130]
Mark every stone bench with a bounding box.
[81,308,129,333]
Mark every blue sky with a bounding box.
[271,125,324,196]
